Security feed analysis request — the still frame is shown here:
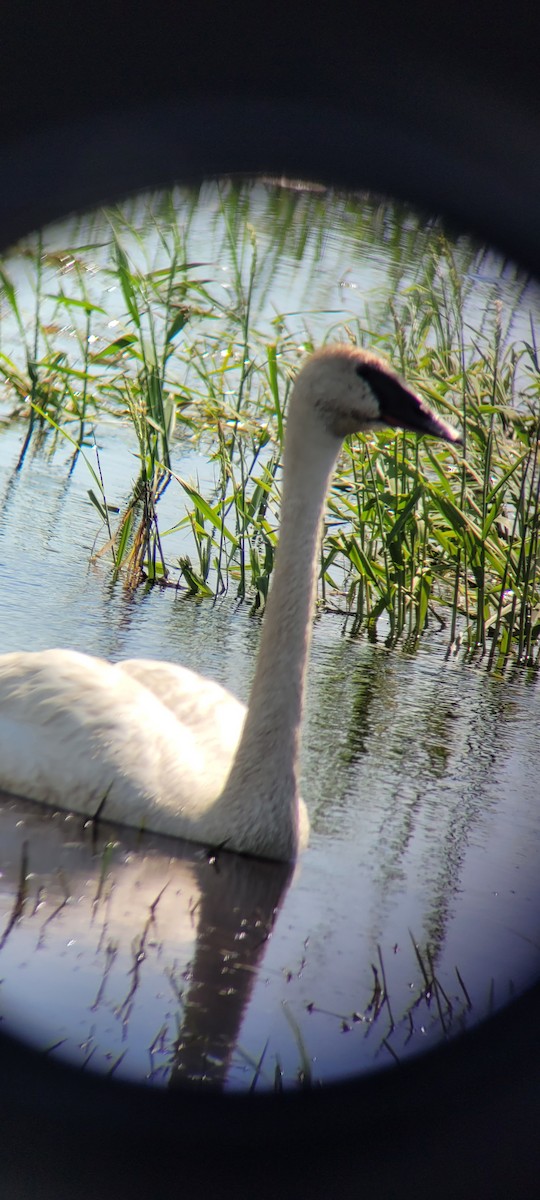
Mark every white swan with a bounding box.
[0,346,460,861]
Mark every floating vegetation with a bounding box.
[0,180,539,668]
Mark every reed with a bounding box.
[0,181,538,668]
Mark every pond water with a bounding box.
[0,182,539,1091]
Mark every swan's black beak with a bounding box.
[383,382,463,444]
[358,359,462,444]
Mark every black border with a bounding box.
[1,5,540,1196]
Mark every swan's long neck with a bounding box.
[218,395,341,860]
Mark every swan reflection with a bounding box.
[0,795,292,1089]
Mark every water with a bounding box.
[0,182,539,1090]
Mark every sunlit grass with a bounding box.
[0,180,539,668]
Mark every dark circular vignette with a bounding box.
[1,3,540,1198]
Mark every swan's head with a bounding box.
[293,345,462,444]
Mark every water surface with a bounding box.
[0,422,539,1089]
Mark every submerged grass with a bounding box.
[1,180,539,668]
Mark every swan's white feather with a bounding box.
[0,649,246,837]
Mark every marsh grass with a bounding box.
[1,181,539,667]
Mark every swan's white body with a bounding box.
[0,346,460,861]
[0,652,248,836]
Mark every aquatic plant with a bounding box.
[0,180,539,668]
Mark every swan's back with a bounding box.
[119,656,245,736]
[0,649,246,837]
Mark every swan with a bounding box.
[0,346,461,862]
